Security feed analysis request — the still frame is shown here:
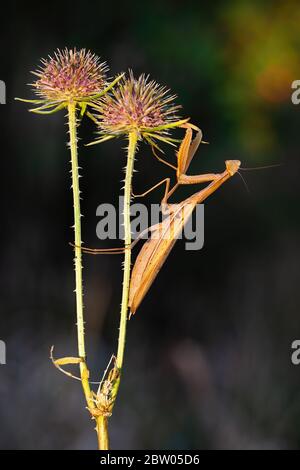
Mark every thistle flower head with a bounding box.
[15,48,123,115]
[92,71,188,146]
[32,48,108,102]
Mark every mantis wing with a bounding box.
[129,202,195,315]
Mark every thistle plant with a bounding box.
[89,72,188,441]
[17,52,190,450]
[16,48,123,449]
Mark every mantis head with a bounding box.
[225,160,241,176]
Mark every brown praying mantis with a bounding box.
[79,123,241,315]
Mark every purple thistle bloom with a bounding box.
[31,48,108,102]
[94,71,182,140]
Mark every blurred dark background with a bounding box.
[0,0,300,450]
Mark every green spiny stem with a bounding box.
[116,131,138,370]
[68,102,85,360]
[67,102,93,409]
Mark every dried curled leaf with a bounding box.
[50,346,84,382]
[54,356,83,366]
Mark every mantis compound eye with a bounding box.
[225,159,241,176]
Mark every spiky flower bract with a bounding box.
[33,48,108,102]
[16,48,123,115]
[91,71,188,147]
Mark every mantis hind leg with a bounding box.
[132,177,171,200]
[76,224,157,256]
